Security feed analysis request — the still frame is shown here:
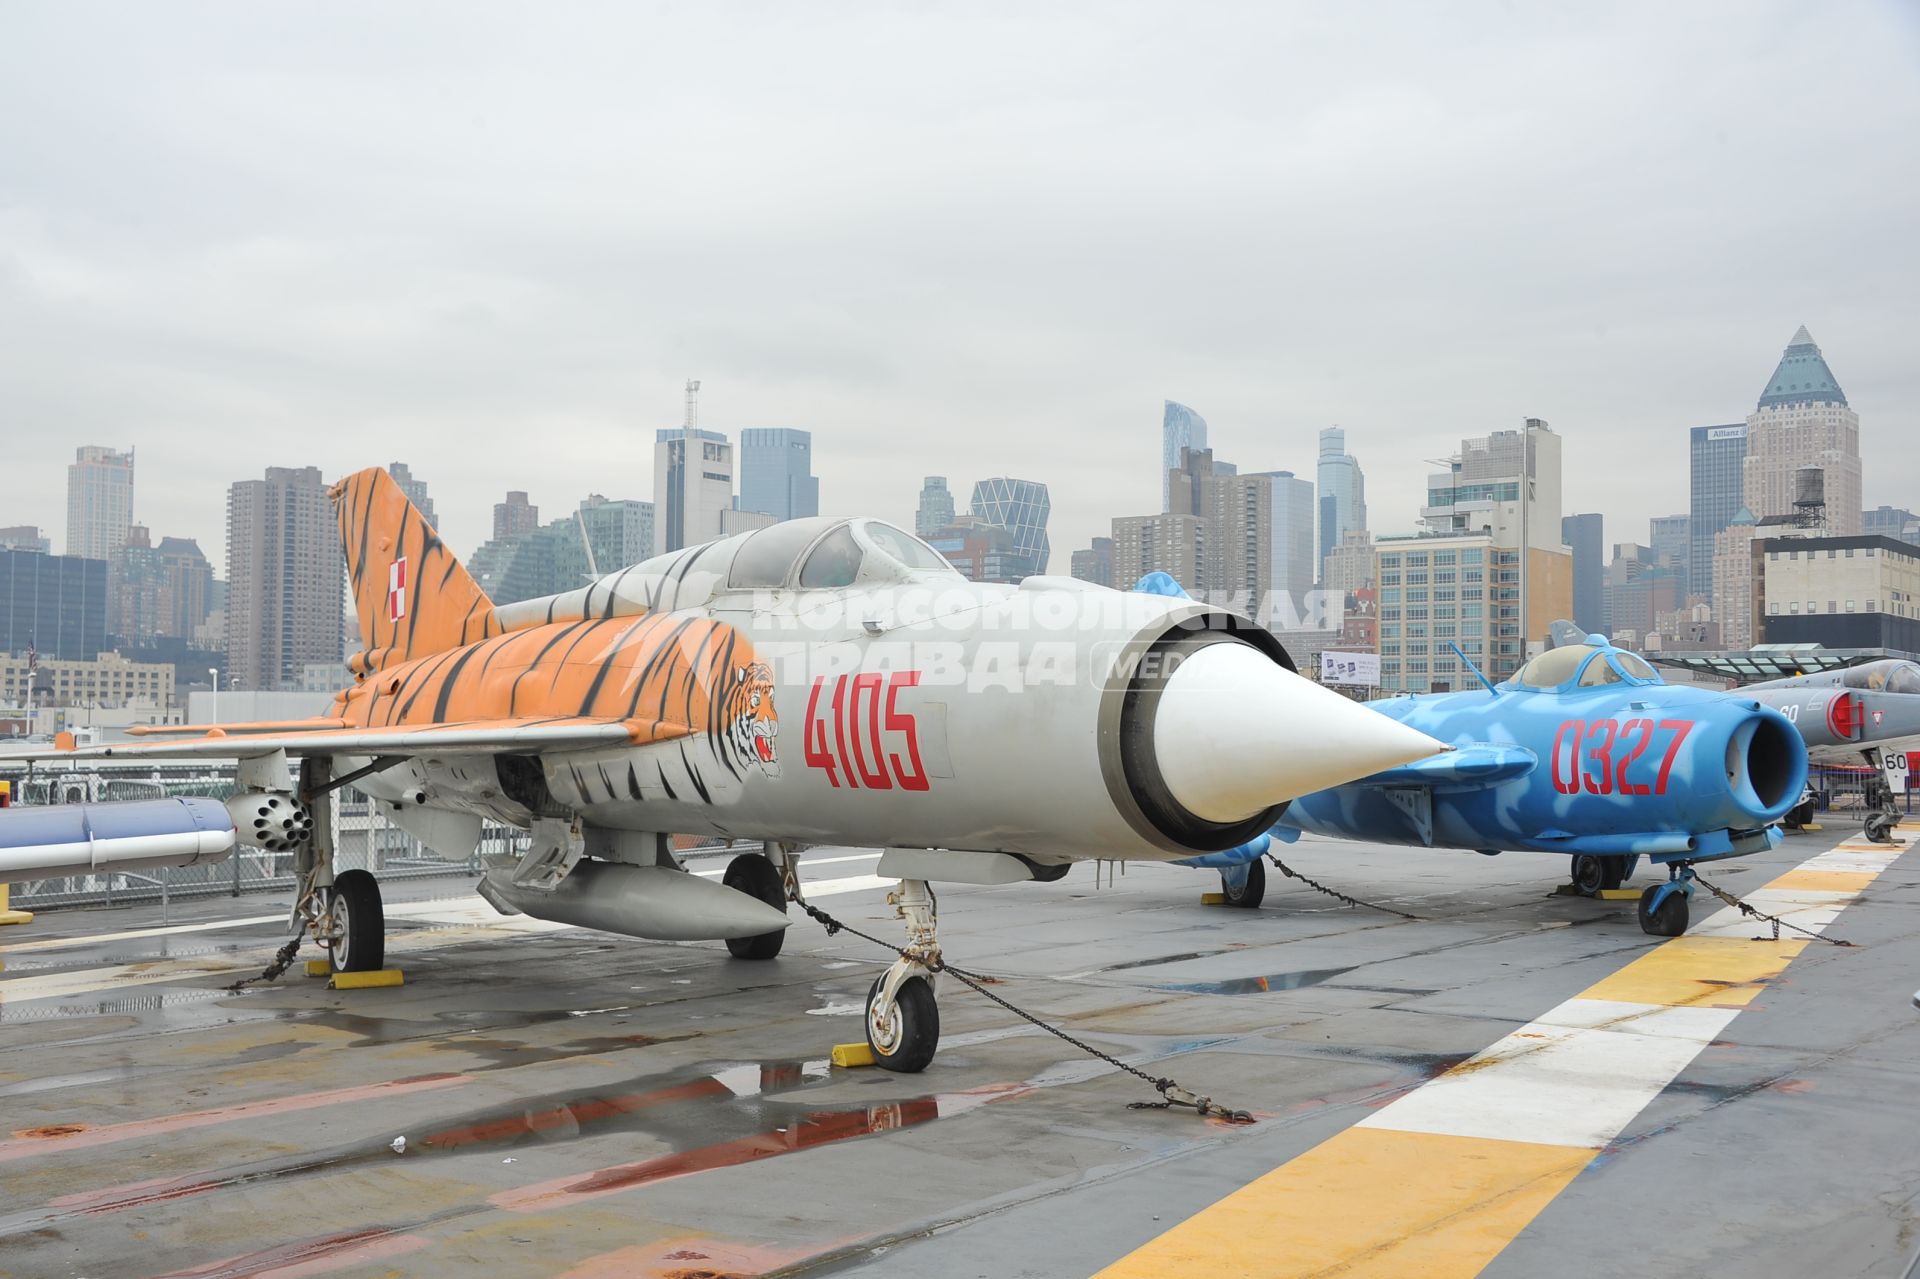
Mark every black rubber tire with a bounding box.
[723,854,788,961]
[1598,856,1628,892]
[1571,855,1606,897]
[330,869,385,972]
[1637,884,1689,938]
[1221,858,1266,909]
[866,975,940,1074]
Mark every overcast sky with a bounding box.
[3,2,1917,580]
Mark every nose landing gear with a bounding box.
[1637,866,1694,937]
[863,878,943,1073]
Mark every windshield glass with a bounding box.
[1892,664,1920,695]
[1507,644,1598,689]
[798,525,863,589]
[1614,653,1661,683]
[1577,655,1623,686]
[860,521,958,575]
[730,520,844,588]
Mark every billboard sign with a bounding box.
[1321,650,1381,687]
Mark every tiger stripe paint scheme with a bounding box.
[334,466,503,675]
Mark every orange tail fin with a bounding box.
[332,467,501,675]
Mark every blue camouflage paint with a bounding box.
[1277,639,1809,865]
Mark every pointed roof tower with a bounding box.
[1757,325,1847,409]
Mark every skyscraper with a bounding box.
[577,496,656,572]
[1562,513,1604,634]
[738,429,819,523]
[1162,401,1208,511]
[915,478,954,538]
[653,428,733,554]
[1648,514,1690,601]
[225,466,344,691]
[1252,470,1316,613]
[386,462,437,531]
[1315,427,1367,583]
[1743,326,1861,536]
[65,445,134,561]
[1689,423,1747,613]
[1112,513,1207,592]
[970,478,1051,575]
[1863,505,1920,548]
[493,491,540,541]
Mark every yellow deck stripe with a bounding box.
[1092,833,1908,1279]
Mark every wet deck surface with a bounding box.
[2,831,1916,1279]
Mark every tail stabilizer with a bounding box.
[332,467,501,674]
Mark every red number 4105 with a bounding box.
[803,672,930,791]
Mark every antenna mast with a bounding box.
[684,379,701,432]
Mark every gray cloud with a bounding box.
[2,1,1916,576]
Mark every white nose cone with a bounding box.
[1153,643,1448,822]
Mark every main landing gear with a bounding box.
[723,841,801,961]
[1570,854,1634,897]
[864,878,942,1073]
[1637,865,1694,938]
[1219,858,1266,909]
[292,757,389,974]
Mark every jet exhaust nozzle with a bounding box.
[0,797,236,878]
[479,859,791,942]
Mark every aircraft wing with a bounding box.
[1351,743,1535,788]
[0,716,686,762]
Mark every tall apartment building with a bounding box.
[225,466,344,691]
[65,446,135,561]
[493,491,540,541]
[1743,326,1861,535]
[1161,401,1209,511]
[1710,507,1763,651]
[1167,449,1271,606]
[1689,424,1747,614]
[915,477,955,538]
[738,429,819,523]
[653,428,733,554]
[1316,427,1367,582]
[1112,513,1206,591]
[1323,529,1376,598]
[578,496,656,572]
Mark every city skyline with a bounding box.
[3,4,1914,583]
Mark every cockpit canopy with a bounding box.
[1504,642,1664,692]
[727,517,959,591]
[1838,660,1920,695]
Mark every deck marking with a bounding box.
[1092,831,1909,1279]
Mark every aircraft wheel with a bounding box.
[1598,856,1628,892]
[329,869,385,972]
[1221,859,1266,909]
[723,854,787,961]
[1571,855,1607,897]
[1637,884,1689,938]
[866,974,939,1073]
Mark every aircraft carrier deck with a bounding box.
[2,828,1915,1279]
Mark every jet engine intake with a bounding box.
[1726,708,1806,824]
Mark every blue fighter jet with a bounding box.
[1267,629,1808,936]
[1131,573,1809,938]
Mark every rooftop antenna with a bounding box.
[684,379,700,432]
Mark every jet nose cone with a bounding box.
[1152,643,1448,823]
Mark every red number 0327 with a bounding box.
[802,671,930,791]
[1550,718,1692,796]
